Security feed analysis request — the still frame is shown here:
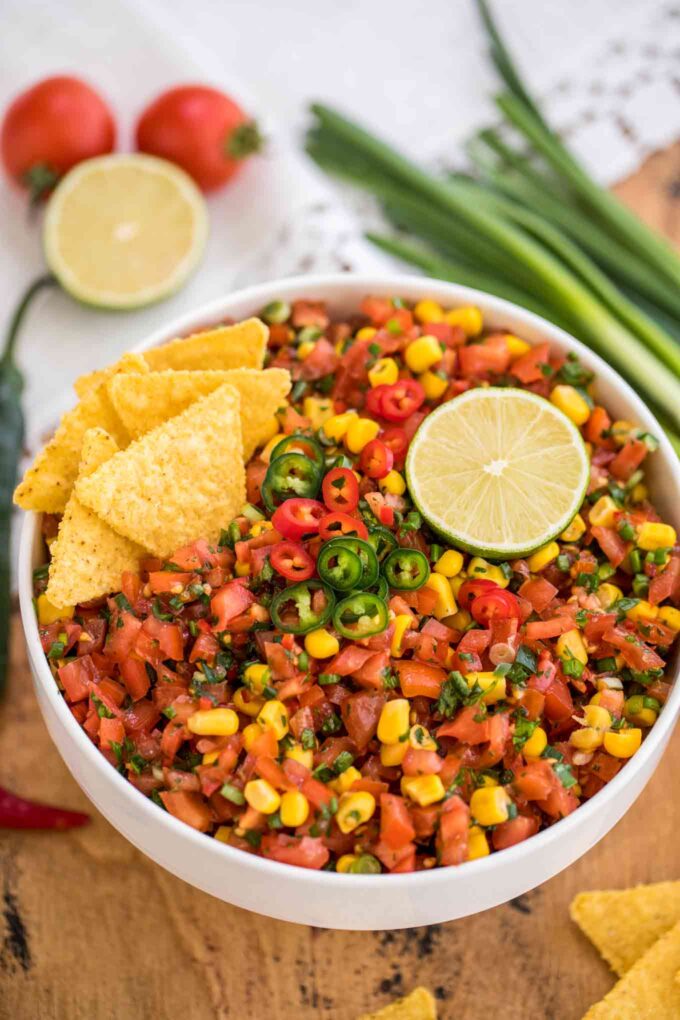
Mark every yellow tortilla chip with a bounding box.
[14,353,147,513]
[143,317,268,373]
[75,383,245,557]
[73,350,151,398]
[108,367,290,459]
[581,920,680,1019]
[571,882,680,976]
[45,429,145,608]
[358,988,437,1020]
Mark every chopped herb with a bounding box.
[220,783,245,805]
[553,762,577,789]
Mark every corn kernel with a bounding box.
[336,791,376,833]
[450,573,467,599]
[659,606,680,631]
[380,741,408,766]
[280,790,310,827]
[550,384,591,426]
[610,420,637,446]
[466,671,507,705]
[624,695,658,728]
[37,594,74,625]
[297,340,316,360]
[571,728,603,753]
[377,699,410,744]
[368,357,399,388]
[435,549,464,577]
[235,561,251,577]
[631,483,648,504]
[419,370,448,400]
[242,722,262,752]
[556,629,588,666]
[424,573,457,619]
[285,742,314,769]
[356,326,377,341]
[404,335,443,374]
[257,699,289,740]
[583,705,612,732]
[379,470,406,496]
[449,609,472,630]
[250,520,273,538]
[604,727,642,758]
[467,557,509,588]
[445,306,483,336]
[637,522,677,551]
[302,396,334,430]
[527,542,560,573]
[467,825,491,860]
[391,613,414,657]
[478,774,499,787]
[470,786,511,826]
[598,583,623,610]
[408,724,437,750]
[589,495,618,529]
[522,726,547,759]
[323,411,358,442]
[214,826,232,844]
[244,779,281,814]
[505,335,531,359]
[202,750,220,765]
[336,854,358,873]
[259,432,284,464]
[558,510,585,542]
[345,417,381,454]
[244,662,271,693]
[304,627,339,659]
[187,707,239,737]
[330,766,362,795]
[626,600,658,623]
[233,688,264,717]
[401,774,446,806]
[414,299,444,323]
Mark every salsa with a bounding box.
[35,295,680,873]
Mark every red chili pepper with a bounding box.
[271,498,326,541]
[318,511,369,542]
[322,467,360,513]
[364,384,390,419]
[457,577,499,609]
[470,589,521,625]
[380,426,409,466]
[359,439,394,480]
[270,540,316,581]
[379,380,425,422]
[0,786,89,830]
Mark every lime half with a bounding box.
[406,387,590,560]
[44,154,208,309]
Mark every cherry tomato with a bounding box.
[270,541,315,581]
[359,439,394,480]
[271,499,325,541]
[1,76,115,200]
[470,589,521,625]
[322,467,359,513]
[379,380,425,422]
[379,427,409,467]
[457,578,499,610]
[135,85,261,192]
[318,512,369,542]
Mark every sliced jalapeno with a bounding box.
[333,591,389,639]
[322,537,379,590]
[270,432,325,471]
[317,543,364,591]
[383,548,430,590]
[366,526,398,563]
[261,453,321,512]
[270,580,335,635]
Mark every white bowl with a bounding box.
[19,273,680,930]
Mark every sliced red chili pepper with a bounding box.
[0,786,89,830]
[379,380,425,422]
[270,541,316,581]
[457,578,499,609]
[364,384,390,419]
[470,588,521,625]
[322,467,360,513]
[318,511,369,542]
[271,498,326,541]
[359,439,394,480]
[380,426,409,466]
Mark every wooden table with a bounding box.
[2,146,680,1020]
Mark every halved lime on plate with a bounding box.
[44,154,208,309]
[406,387,590,559]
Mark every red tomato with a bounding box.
[340,691,386,749]
[518,577,558,614]
[649,556,680,605]
[322,467,360,513]
[393,660,446,699]
[269,541,315,581]
[492,815,539,850]
[470,588,520,625]
[271,498,326,541]
[458,335,511,378]
[1,76,115,199]
[379,427,409,466]
[510,342,550,384]
[359,439,394,479]
[318,511,368,541]
[135,85,261,192]
[590,526,627,568]
[379,794,416,849]
[379,380,426,422]
[210,581,256,631]
[609,439,648,481]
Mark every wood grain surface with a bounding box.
[2,145,680,1020]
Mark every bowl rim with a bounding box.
[19,271,680,892]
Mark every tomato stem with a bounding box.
[226,121,263,160]
[23,163,60,207]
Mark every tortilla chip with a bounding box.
[45,429,145,608]
[357,988,437,1020]
[14,353,147,513]
[571,882,680,976]
[108,367,290,458]
[75,383,245,557]
[581,919,680,1019]
[73,350,151,398]
[143,318,268,373]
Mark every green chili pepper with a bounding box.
[317,542,364,591]
[366,526,398,563]
[382,548,430,590]
[261,300,291,324]
[370,575,390,601]
[270,580,335,634]
[261,452,321,511]
[333,591,389,639]
[270,432,325,471]
[348,853,381,874]
[324,537,379,590]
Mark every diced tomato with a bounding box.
[58,655,99,702]
[513,761,555,801]
[591,526,627,568]
[105,611,142,661]
[585,406,612,447]
[401,748,443,776]
[211,581,256,632]
[524,616,577,640]
[352,651,391,689]
[436,795,469,866]
[121,571,142,606]
[373,840,417,873]
[393,660,446,699]
[518,577,558,613]
[602,627,665,671]
[99,715,125,751]
[189,632,220,665]
[300,337,338,380]
[458,335,510,378]
[438,705,490,744]
[340,691,386,749]
[379,793,416,848]
[160,791,213,832]
[327,645,376,676]
[360,296,393,325]
[543,678,574,723]
[510,342,549,384]
[610,439,647,481]
[119,658,150,701]
[246,461,268,504]
[261,834,329,870]
[492,814,539,850]
[649,556,680,605]
[148,571,193,594]
[536,783,579,820]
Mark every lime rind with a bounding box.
[405,387,590,561]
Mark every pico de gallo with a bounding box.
[35,294,680,873]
